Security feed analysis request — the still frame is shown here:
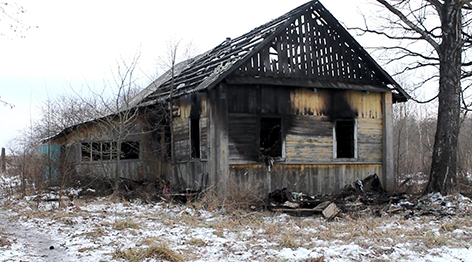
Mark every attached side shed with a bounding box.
[134,0,409,195]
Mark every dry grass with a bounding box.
[4,185,472,261]
[112,219,140,230]
[196,178,265,212]
[277,231,301,249]
[113,244,184,262]
[186,238,207,247]
[0,233,12,247]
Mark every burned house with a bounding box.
[46,1,408,195]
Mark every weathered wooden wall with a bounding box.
[48,110,169,183]
[223,84,386,193]
[170,92,210,189]
[172,93,208,161]
[230,163,382,195]
[226,85,383,163]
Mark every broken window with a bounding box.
[334,119,356,159]
[260,117,282,157]
[81,143,92,162]
[120,141,140,160]
[91,142,101,161]
[101,142,115,161]
[81,141,140,162]
[190,117,200,158]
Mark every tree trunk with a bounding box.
[428,1,462,195]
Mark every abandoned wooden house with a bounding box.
[46,0,408,195]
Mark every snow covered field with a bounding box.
[1,181,472,261]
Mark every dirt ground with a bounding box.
[0,206,74,262]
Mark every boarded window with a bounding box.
[334,119,356,159]
[190,117,200,158]
[260,117,282,157]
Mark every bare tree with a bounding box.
[156,39,198,189]
[0,96,13,109]
[75,56,143,191]
[393,102,436,193]
[0,2,35,38]
[357,0,471,194]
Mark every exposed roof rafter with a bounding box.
[135,0,409,106]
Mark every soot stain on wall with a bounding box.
[226,85,295,162]
[189,93,202,117]
[323,89,358,122]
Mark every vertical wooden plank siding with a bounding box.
[230,164,382,195]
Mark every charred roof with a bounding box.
[133,0,410,107]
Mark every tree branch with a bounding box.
[376,0,441,53]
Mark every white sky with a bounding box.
[0,0,372,149]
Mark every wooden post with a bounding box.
[1,147,5,173]
[382,92,394,192]
[209,84,230,195]
[218,84,229,195]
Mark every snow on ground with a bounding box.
[1,186,472,261]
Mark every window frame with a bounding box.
[259,116,285,160]
[333,119,358,160]
[80,140,140,162]
[189,116,201,159]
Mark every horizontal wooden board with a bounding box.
[357,118,382,162]
[228,114,259,161]
[286,115,332,136]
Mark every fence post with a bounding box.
[1,147,5,173]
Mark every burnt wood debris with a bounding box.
[265,174,460,220]
[43,1,409,199]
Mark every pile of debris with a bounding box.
[265,174,467,220]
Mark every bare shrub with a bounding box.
[6,148,49,196]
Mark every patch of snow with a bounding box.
[2,185,472,261]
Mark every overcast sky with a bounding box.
[0,0,372,149]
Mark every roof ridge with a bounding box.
[136,0,408,104]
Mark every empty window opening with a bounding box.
[335,120,356,159]
[91,142,101,161]
[121,141,140,160]
[101,142,115,161]
[164,124,172,160]
[81,143,92,162]
[81,141,140,162]
[190,117,201,158]
[260,118,282,157]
